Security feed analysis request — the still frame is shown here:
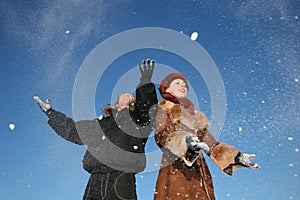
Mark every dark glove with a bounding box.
[185,135,209,163]
[34,96,52,115]
[234,151,260,169]
[138,59,155,84]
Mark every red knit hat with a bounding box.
[159,72,189,96]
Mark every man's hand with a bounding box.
[34,96,52,114]
[138,59,155,83]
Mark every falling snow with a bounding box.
[190,32,198,41]
[8,123,15,131]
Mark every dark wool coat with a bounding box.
[154,99,240,200]
[47,83,157,200]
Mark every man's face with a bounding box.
[116,93,135,110]
[166,78,187,98]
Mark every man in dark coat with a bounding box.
[34,59,158,200]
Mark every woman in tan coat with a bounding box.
[154,72,260,200]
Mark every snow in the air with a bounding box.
[8,123,15,131]
[190,32,198,41]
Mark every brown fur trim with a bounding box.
[159,99,210,131]
[194,110,211,130]
[168,104,182,123]
[165,131,189,157]
[158,99,174,109]
[159,99,166,105]
[102,105,114,115]
[103,98,136,115]
[210,142,240,176]
[128,98,135,112]
[165,131,200,166]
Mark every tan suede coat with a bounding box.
[154,99,240,200]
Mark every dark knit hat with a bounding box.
[159,72,189,96]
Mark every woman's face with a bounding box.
[166,78,187,98]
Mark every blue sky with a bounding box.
[0,0,299,199]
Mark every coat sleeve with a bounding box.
[209,142,241,176]
[47,110,83,145]
[134,82,158,126]
[198,129,241,176]
[134,82,158,145]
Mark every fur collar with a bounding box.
[102,101,135,116]
[158,99,210,130]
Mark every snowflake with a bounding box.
[9,123,15,131]
[288,163,294,167]
[133,145,139,150]
[190,32,198,41]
